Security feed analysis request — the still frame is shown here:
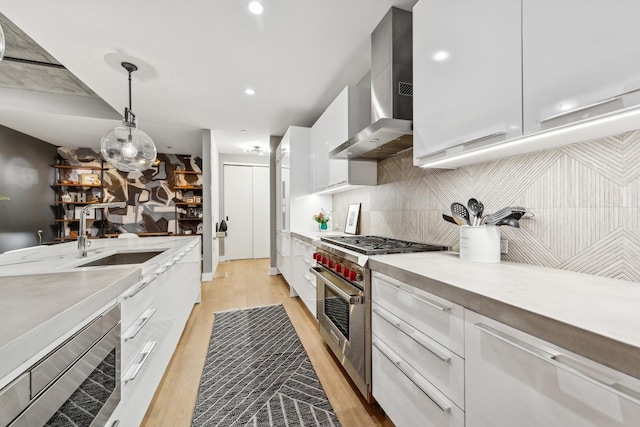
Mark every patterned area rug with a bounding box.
[192,304,342,427]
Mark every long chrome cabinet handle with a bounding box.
[375,276,450,312]
[415,131,506,160]
[328,179,348,188]
[373,306,451,362]
[538,87,640,124]
[154,261,174,275]
[474,323,640,404]
[123,275,158,299]
[373,339,451,412]
[123,341,156,382]
[309,267,363,304]
[303,274,316,287]
[302,258,315,266]
[122,308,157,341]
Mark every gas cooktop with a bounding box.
[320,235,448,255]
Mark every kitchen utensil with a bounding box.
[495,218,520,228]
[451,203,471,226]
[482,207,512,225]
[474,201,484,225]
[467,198,481,226]
[442,213,459,225]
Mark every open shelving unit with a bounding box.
[51,160,108,241]
[173,170,203,236]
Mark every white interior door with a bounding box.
[223,165,254,260]
[252,166,270,258]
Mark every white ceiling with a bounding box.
[0,0,417,156]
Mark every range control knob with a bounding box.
[328,259,334,268]
[349,270,359,282]
[312,252,318,260]
[335,263,342,274]
[343,267,350,278]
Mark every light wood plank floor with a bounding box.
[141,258,393,427]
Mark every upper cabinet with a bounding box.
[414,0,640,168]
[311,85,377,193]
[413,0,522,165]
[522,0,640,134]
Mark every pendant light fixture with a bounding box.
[100,62,157,172]
[0,22,5,61]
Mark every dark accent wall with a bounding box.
[0,125,57,253]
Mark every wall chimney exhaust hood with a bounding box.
[330,7,413,161]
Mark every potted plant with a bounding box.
[313,209,330,231]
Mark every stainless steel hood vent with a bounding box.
[330,7,413,161]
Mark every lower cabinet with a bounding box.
[291,237,317,317]
[117,240,201,427]
[276,231,292,284]
[465,310,640,427]
[371,271,464,426]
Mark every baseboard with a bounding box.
[268,267,279,276]
[201,272,213,281]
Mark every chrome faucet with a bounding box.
[78,201,126,257]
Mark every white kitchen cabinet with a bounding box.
[311,85,377,193]
[118,241,201,427]
[523,0,640,135]
[371,271,465,425]
[413,0,522,166]
[276,231,292,284]
[291,237,317,317]
[465,309,640,427]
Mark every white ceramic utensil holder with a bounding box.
[459,226,501,263]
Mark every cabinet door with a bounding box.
[413,0,522,164]
[465,310,640,427]
[523,0,640,134]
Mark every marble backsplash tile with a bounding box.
[332,131,640,282]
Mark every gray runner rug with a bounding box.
[192,304,342,427]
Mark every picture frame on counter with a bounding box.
[345,203,361,235]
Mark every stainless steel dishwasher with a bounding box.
[0,304,121,427]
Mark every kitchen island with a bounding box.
[0,236,201,426]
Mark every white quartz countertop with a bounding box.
[0,236,200,383]
[368,251,640,379]
[290,230,347,244]
[0,236,200,277]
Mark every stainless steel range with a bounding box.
[309,235,447,402]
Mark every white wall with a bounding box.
[202,130,220,280]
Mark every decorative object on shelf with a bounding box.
[100,62,157,172]
[313,209,330,231]
[0,195,9,201]
[185,197,195,204]
[344,203,361,235]
[195,196,201,203]
[196,223,203,234]
[80,173,100,185]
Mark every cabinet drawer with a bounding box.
[120,275,157,331]
[372,271,464,357]
[292,271,317,318]
[372,340,464,427]
[372,304,464,409]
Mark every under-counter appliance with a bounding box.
[310,235,447,401]
[2,304,120,427]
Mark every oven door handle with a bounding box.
[309,267,364,305]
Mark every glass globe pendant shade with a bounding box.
[100,122,157,172]
[0,23,5,61]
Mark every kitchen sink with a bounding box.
[76,250,166,267]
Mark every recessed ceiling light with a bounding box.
[245,88,256,95]
[432,50,450,62]
[248,1,264,15]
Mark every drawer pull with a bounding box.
[154,262,174,275]
[377,277,450,312]
[415,131,506,160]
[373,307,451,362]
[474,323,640,404]
[111,421,120,427]
[123,341,156,382]
[329,330,341,345]
[303,274,316,287]
[123,275,157,299]
[302,258,315,266]
[373,339,451,412]
[123,308,156,341]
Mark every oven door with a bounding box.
[310,266,367,397]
